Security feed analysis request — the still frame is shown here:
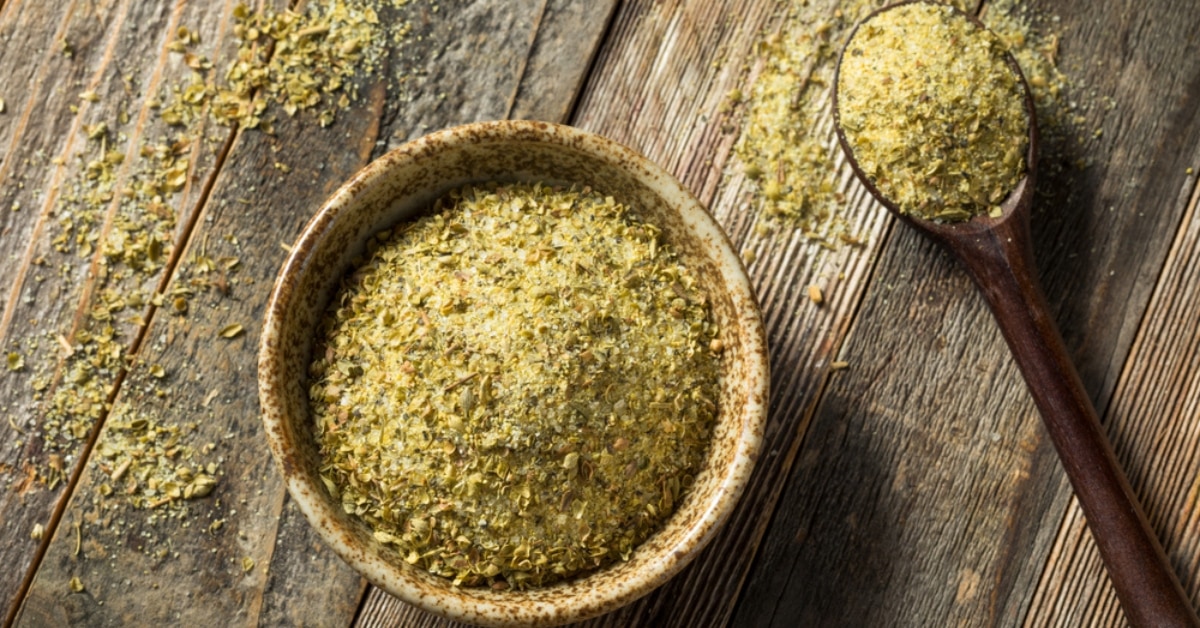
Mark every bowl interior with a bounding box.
[260,121,766,626]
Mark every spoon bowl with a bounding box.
[833,3,1198,625]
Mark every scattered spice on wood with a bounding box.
[310,183,723,589]
[7,0,416,509]
[204,0,407,131]
[734,0,884,248]
[837,2,1029,221]
[92,406,219,510]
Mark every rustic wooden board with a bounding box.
[10,0,619,626]
[506,0,618,124]
[731,0,1200,625]
[1027,148,1200,623]
[0,0,75,223]
[4,0,1197,626]
[0,0,244,621]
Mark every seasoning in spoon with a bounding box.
[309,183,722,589]
[836,2,1029,221]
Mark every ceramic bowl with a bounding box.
[258,120,768,627]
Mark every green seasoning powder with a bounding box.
[837,2,1029,221]
[309,183,722,589]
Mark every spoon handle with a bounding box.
[943,215,1199,627]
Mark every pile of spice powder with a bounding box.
[836,2,1029,221]
[309,183,723,589]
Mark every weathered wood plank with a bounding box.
[506,0,618,123]
[358,586,460,628]
[0,0,73,146]
[11,1,615,626]
[5,0,1194,627]
[259,497,370,627]
[0,0,227,620]
[370,0,608,151]
[17,7,379,624]
[1026,167,1200,624]
[0,0,76,219]
[13,3,386,625]
[732,0,1200,624]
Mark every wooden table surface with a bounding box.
[2,0,1199,625]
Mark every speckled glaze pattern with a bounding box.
[258,121,768,627]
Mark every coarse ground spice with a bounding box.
[735,0,1079,242]
[310,183,723,589]
[837,2,1029,221]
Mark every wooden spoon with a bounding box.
[832,3,1199,626]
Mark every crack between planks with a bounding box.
[563,0,623,126]
[501,0,548,120]
[2,2,144,625]
[349,577,377,626]
[2,1,248,623]
[4,128,238,628]
[4,341,131,628]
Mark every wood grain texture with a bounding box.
[15,0,397,618]
[373,0,543,148]
[0,0,75,226]
[6,0,288,625]
[506,0,618,123]
[259,494,369,626]
[1026,160,1200,624]
[0,0,238,620]
[732,0,1200,625]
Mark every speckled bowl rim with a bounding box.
[258,121,768,627]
